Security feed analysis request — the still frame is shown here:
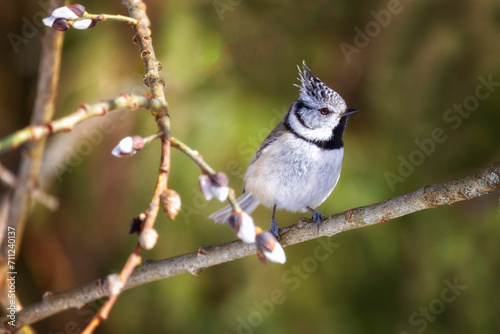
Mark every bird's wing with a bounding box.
[243,120,288,192]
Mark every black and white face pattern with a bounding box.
[285,62,354,147]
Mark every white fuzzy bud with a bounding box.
[199,175,213,201]
[256,231,286,264]
[139,228,159,250]
[42,16,56,27]
[198,173,229,202]
[263,241,286,264]
[161,189,182,220]
[212,186,229,202]
[104,274,124,296]
[51,4,85,20]
[229,212,256,243]
[42,17,70,31]
[72,19,96,30]
[112,136,144,157]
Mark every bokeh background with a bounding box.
[1,0,500,333]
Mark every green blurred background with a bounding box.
[1,0,500,333]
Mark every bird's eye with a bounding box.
[319,108,329,115]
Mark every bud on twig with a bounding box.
[211,172,229,201]
[42,17,69,31]
[52,4,86,19]
[199,175,213,201]
[103,273,124,296]
[198,173,229,202]
[139,228,159,250]
[111,136,144,157]
[161,189,182,220]
[228,211,256,243]
[43,4,97,31]
[255,229,286,264]
[71,19,96,30]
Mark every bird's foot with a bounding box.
[307,207,324,231]
[270,218,280,240]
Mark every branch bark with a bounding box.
[0,163,59,211]
[0,2,65,328]
[8,160,500,330]
[1,0,64,254]
[0,94,151,155]
[80,1,172,332]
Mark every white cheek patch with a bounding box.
[288,111,335,141]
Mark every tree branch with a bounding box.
[170,137,242,213]
[0,94,151,155]
[80,1,172,332]
[0,163,59,211]
[1,0,64,252]
[9,160,500,330]
[0,3,65,330]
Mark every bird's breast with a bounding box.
[244,133,344,211]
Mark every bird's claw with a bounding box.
[270,218,280,240]
[311,210,324,232]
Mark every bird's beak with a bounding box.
[344,108,358,116]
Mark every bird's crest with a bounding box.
[295,60,343,106]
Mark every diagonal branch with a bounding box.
[170,137,242,213]
[9,160,500,330]
[1,0,64,255]
[0,94,152,155]
[80,1,171,332]
[0,163,59,211]
[0,3,65,329]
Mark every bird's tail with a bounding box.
[209,193,260,223]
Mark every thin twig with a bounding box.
[80,0,171,332]
[0,1,66,332]
[80,13,138,26]
[0,94,151,155]
[170,137,242,213]
[142,132,162,145]
[0,164,59,211]
[80,245,142,334]
[170,137,217,175]
[1,0,64,247]
[7,160,500,330]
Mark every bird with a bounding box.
[210,61,357,239]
